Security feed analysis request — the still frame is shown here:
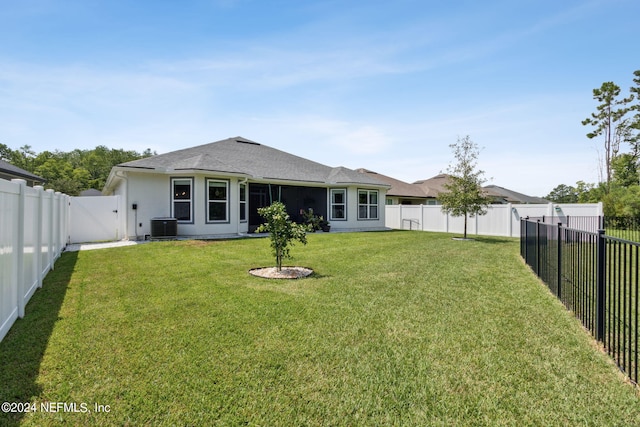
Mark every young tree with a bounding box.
[255,202,310,271]
[582,81,633,191]
[438,135,492,239]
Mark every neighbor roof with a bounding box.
[359,171,546,204]
[114,137,387,187]
[356,169,428,198]
[483,185,548,204]
[0,159,46,184]
[412,174,453,198]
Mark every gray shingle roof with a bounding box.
[412,174,452,198]
[117,136,387,187]
[0,159,46,183]
[483,185,548,204]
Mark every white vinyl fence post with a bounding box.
[11,179,26,318]
[46,189,55,270]
[445,211,449,233]
[34,186,44,288]
[54,192,61,260]
[474,213,478,235]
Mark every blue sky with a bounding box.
[1,0,638,196]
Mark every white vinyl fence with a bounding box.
[385,202,604,237]
[0,179,69,343]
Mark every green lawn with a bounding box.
[1,231,639,426]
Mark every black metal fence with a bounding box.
[604,217,640,242]
[525,215,604,234]
[521,219,639,385]
[529,215,640,243]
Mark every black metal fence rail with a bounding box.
[524,215,604,234]
[521,219,639,385]
[526,215,640,242]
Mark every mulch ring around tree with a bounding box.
[249,266,313,279]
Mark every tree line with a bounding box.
[0,143,154,196]
[546,70,640,216]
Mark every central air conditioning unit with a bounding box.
[150,217,177,238]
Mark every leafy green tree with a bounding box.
[0,144,153,194]
[438,135,492,239]
[582,81,633,191]
[8,145,36,172]
[35,157,73,181]
[611,153,639,187]
[546,184,578,203]
[0,143,12,161]
[255,202,310,271]
[72,167,92,190]
[602,185,640,217]
[574,181,603,203]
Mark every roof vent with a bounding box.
[235,139,260,146]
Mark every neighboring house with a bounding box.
[356,169,433,205]
[0,159,46,187]
[483,185,549,204]
[358,170,546,205]
[411,174,452,204]
[357,171,449,205]
[103,136,389,239]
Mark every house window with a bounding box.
[172,177,193,222]
[207,179,229,222]
[239,183,247,222]
[330,189,346,220]
[358,189,378,220]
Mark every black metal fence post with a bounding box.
[596,229,606,341]
[557,222,562,300]
[536,220,541,275]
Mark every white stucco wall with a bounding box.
[326,186,387,231]
[118,171,250,238]
[110,169,387,238]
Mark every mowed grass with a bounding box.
[1,231,639,426]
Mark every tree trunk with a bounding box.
[277,248,282,271]
[464,213,468,239]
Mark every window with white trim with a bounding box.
[330,189,346,220]
[207,179,229,222]
[172,177,193,222]
[358,189,378,220]
[239,183,247,222]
